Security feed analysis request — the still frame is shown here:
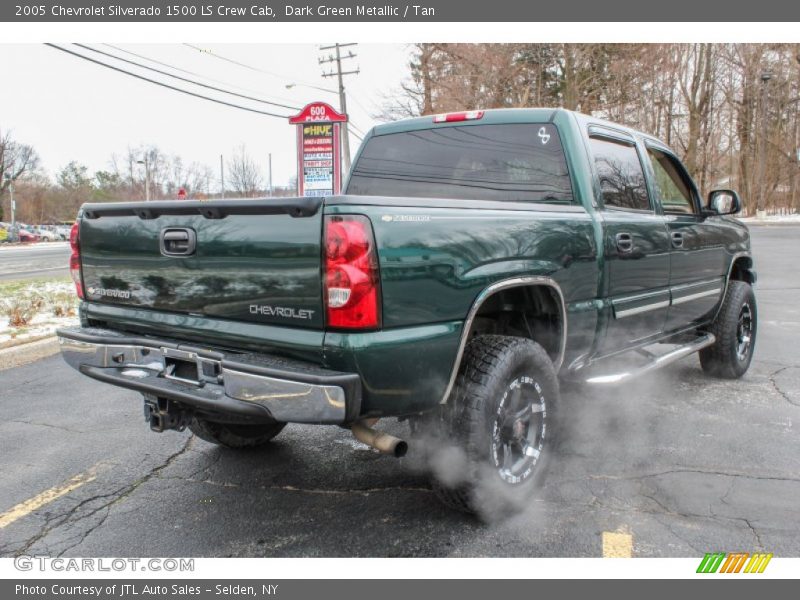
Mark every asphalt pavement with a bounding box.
[0,242,70,281]
[0,225,798,558]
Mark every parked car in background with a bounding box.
[55,225,72,240]
[33,226,58,241]
[17,228,39,243]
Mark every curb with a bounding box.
[0,336,60,371]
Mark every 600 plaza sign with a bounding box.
[289,102,348,197]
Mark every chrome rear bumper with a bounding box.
[57,327,360,424]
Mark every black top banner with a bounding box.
[2,0,798,22]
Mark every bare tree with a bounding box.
[387,43,800,214]
[227,144,263,198]
[0,129,40,221]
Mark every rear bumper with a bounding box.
[57,327,360,424]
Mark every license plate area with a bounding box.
[162,348,203,386]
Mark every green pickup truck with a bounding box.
[58,108,756,513]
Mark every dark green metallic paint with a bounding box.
[73,108,753,420]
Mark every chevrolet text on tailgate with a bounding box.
[59,108,756,514]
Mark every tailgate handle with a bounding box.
[160,228,196,256]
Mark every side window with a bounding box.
[589,137,650,211]
[646,148,697,215]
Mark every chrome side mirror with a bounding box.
[706,189,742,216]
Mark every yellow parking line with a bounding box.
[602,530,633,558]
[0,466,100,529]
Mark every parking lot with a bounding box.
[0,242,69,281]
[0,224,798,558]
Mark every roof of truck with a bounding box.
[370,107,668,149]
[371,107,560,136]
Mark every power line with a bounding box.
[75,43,300,111]
[45,44,292,119]
[184,44,302,81]
[349,122,367,137]
[184,44,342,92]
[183,43,372,138]
[103,43,300,106]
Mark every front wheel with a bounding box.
[189,418,286,449]
[431,335,559,515]
[699,280,757,379]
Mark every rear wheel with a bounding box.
[699,280,757,379]
[189,418,286,449]
[431,335,558,515]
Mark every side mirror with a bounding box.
[705,189,741,216]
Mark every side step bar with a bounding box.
[585,333,716,385]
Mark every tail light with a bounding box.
[323,215,381,329]
[69,221,84,299]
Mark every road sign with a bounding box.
[289,102,347,197]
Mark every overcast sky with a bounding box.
[0,43,410,189]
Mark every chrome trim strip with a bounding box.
[671,287,722,306]
[439,276,567,404]
[611,289,669,304]
[585,333,716,385]
[614,300,670,319]
[669,278,722,292]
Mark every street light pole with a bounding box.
[757,70,772,218]
[8,178,15,243]
[3,166,15,242]
[137,156,150,202]
[268,153,273,197]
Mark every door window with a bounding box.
[647,148,697,215]
[589,137,650,211]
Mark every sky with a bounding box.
[0,43,410,189]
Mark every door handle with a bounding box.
[615,232,633,254]
[671,231,684,248]
[160,228,196,256]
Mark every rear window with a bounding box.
[346,124,574,203]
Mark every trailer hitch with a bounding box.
[143,394,191,433]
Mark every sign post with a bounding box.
[289,102,348,197]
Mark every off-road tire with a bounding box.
[699,280,757,379]
[189,418,286,449]
[431,335,559,515]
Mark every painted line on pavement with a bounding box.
[0,463,102,529]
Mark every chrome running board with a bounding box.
[585,333,716,385]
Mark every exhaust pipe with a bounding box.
[351,419,408,458]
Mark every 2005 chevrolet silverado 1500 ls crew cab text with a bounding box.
[58,108,756,513]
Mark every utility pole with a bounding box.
[220,154,225,200]
[268,153,273,197]
[757,70,772,218]
[320,43,359,173]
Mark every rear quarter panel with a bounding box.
[323,200,600,415]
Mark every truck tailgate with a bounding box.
[78,198,324,329]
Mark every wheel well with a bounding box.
[730,256,755,285]
[467,285,564,366]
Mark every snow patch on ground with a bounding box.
[0,280,78,348]
[740,214,800,223]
